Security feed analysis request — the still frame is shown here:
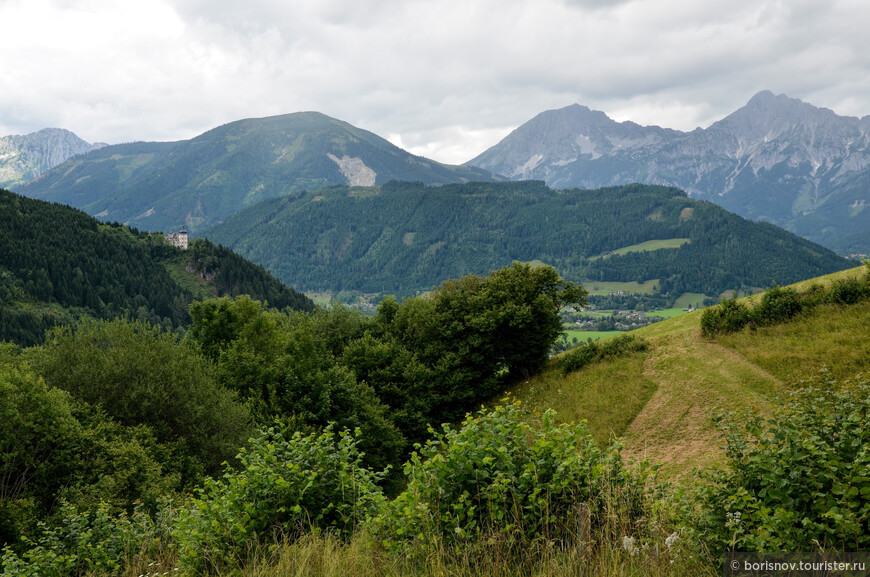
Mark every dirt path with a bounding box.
[621,316,784,476]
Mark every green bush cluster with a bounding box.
[1,502,156,577]
[699,298,751,336]
[372,401,654,550]
[701,265,870,336]
[560,334,649,375]
[2,401,663,576]
[173,424,386,573]
[691,375,870,552]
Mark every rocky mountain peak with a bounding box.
[465,92,870,253]
[0,128,104,189]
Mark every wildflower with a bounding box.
[665,531,679,550]
[725,511,742,527]
[622,535,638,556]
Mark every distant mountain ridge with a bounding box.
[0,128,105,188]
[466,91,870,254]
[16,112,495,233]
[204,180,851,299]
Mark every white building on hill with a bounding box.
[166,227,188,250]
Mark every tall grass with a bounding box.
[223,530,716,577]
[715,300,870,383]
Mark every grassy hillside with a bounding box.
[509,265,870,476]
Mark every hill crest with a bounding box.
[16,112,495,233]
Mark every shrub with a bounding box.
[750,284,802,326]
[173,424,386,573]
[560,334,648,374]
[700,298,751,336]
[1,502,155,577]
[797,282,828,308]
[373,401,655,550]
[30,318,253,479]
[827,277,868,305]
[0,359,175,547]
[691,375,870,553]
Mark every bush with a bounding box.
[173,424,386,573]
[560,334,648,374]
[751,285,802,326]
[797,282,828,308]
[692,375,870,553]
[373,401,655,550]
[1,502,155,577]
[699,298,751,336]
[0,358,175,548]
[827,277,868,305]
[30,318,253,480]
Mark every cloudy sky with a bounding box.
[2,0,869,164]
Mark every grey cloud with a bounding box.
[2,0,870,163]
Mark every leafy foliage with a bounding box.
[28,318,253,480]
[692,375,870,552]
[560,334,649,375]
[188,296,405,474]
[373,401,655,549]
[342,263,586,446]
[1,502,156,577]
[173,425,386,573]
[0,351,175,548]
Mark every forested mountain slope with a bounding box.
[15,112,494,233]
[0,188,313,345]
[205,180,852,299]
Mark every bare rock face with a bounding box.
[0,128,105,189]
[328,153,377,186]
[466,91,870,253]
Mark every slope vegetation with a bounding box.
[509,265,870,475]
[205,180,852,299]
[0,188,313,346]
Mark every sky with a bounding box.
[2,0,869,165]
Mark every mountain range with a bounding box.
[15,113,494,233]
[467,91,870,254]
[7,91,870,254]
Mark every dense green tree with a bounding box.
[188,297,405,474]
[0,346,176,547]
[27,318,253,480]
[474,262,588,376]
[343,263,586,434]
